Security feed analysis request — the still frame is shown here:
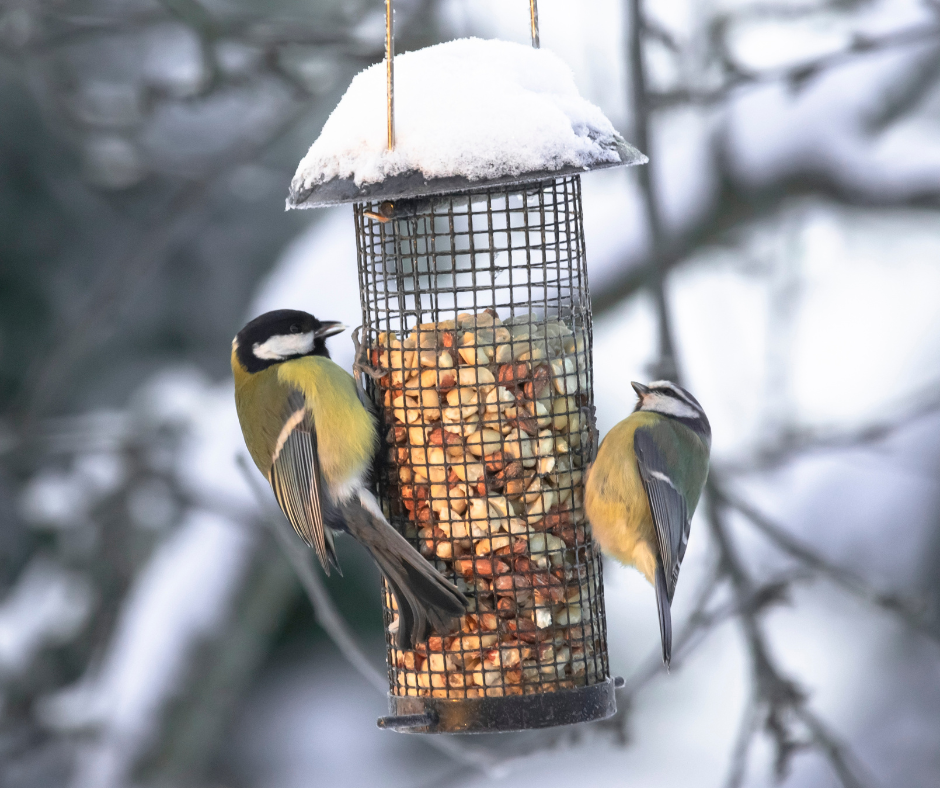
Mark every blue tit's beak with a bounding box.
[631,381,650,397]
[315,321,346,339]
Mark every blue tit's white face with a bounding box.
[637,381,702,419]
[634,380,712,442]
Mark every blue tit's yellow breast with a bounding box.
[585,411,660,572]
[276,356,377,490]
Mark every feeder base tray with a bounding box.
[378,677,620,734]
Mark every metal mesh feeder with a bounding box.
[358,177,614,733]
[285,17,646,734]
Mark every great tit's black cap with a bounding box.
[234,309,344,373]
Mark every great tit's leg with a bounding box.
[351,326,387,386]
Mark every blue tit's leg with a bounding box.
[582,403,600,463]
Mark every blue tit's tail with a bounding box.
[655,563,673,669]
[339,491,468,649]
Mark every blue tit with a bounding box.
[585,380,711,667]
[232,309,468,648]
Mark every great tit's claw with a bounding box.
[351,326,388,383]
[354,362,389,381]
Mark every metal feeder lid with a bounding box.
[286,38,647,210]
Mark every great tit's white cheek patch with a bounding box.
[253,331,315,360]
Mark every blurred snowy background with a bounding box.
[2,0,940,786]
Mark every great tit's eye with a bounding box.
[290,324,301,334]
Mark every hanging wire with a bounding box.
[385,0,538,149]
[529,0,540,48]
[386,0,395,150]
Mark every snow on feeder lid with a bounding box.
[286,37,647,208]
[286,17,646,735]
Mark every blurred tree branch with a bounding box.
[648,21,940,109]
[236,456,388,695]
[626,0,677,382]
[14,101,310,428]
[592,174,940,321]
[718,488,940,642]
[597,1,940,785]
[703,487,875,787]
[717,380,940,474]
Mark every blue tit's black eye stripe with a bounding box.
[650,382,707,417]
[657,385,693,405]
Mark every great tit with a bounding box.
[232,309,468,648]
[585,380,711,667]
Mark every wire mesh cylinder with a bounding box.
[356,175,614,733]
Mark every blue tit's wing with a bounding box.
[268,390,339,574]
[634,426,689,602]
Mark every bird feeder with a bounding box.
[286,4,646,734]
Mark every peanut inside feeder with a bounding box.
[377,309,603,699]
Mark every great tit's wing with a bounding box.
[634,427,690,602]
[268,390,339,574]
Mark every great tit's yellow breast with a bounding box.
[585,411,660,579]
[276,356,376,491]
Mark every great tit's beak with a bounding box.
[315,321,346,339]
[631,381,650,397]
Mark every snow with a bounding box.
[249,209,362,374]
[290,38,643,197]
[0,558,94,675]
[131,366,258,512]
[30,369,259,788]
[441,0,630,128]
[19,451,127,531]
[39,510,253,788]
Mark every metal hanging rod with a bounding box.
[386,0,395,151]
[383,1,541,152]
[530,0,540,48]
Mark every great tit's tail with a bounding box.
[655,562,673,669]
[339,490,468,649]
